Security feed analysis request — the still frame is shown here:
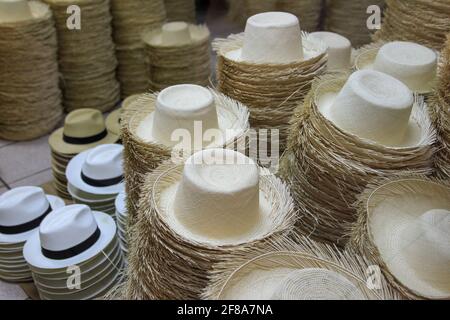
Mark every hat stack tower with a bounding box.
[164,0,196,23]
[0,0,63,141]
[43,0,120,112]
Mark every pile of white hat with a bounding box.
[164,0,196,23]
[214,12,327,150]
[142,22,211,91]
[114,192,128,256]
[66,144,125,219]
[0,0,63,141]
[43,0,120,112]
[23,204,124,300]
[279,70,436,246]
[110,0,166,97]
[0,187,64,283]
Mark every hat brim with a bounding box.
[23,211,116,270]
[67,183,118,204]
[0,195,65,244]
[105,109,121,137]
[114,192,127,217]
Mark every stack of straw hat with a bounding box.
[349,177,450,300]
[142,22,211,91]
[0,0,63,141]
[114,192,128,257]
[373,0,450,51]
[125,148,296,299]
[279,70,436,246]
[214,12,327,150]
[164,0,196,23]
[0,187,64,284]
[43,0,120,112]
[110,0,166,97]
[203,233,401,300]
[49,109,120,199]
[23,204,124,300]
[66,144,125,219]
[324,0,385,48]
[121,85,249,229]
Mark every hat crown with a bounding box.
[161,22,191,45]
[63,109,106,139]
[0,0,32,23]
[0,187,49,227]
[39,204,98,252]
[81,144,123,180]
[241,12,304,63]
[310,31,351,70]
[174,149,260,240]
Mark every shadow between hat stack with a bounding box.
[0,0,63,141]
[163,0,196,23]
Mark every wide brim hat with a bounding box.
[105,109,122,137]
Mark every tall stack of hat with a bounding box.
[164,0,196,23]
[214,12,327,150]
[49,109,120,199]
[43,0,120,112]
[349,177,450,300]
[121,85,249,230]
[110,0,166,97]
[324,0,385,48]
[0,187,64,284]
[279,70,436,246]
[0,0,63,141]
[114,192,128,257]
[374,0,450,51]
[142,22,211,91]
[126,149,296,299]
[66,144,125,218]
[23,204,124,300]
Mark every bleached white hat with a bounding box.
[143,21,209,47]
[356,41,437,93]
[0,187,64,243]
[0,0,32,23]
[317,69,422,147]
[310,31,352,71]
[66,144,124,195]
[115,192,127,218]
[23,204,116,269]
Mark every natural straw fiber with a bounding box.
[348,176,450,300]
[214,32,327,151]
[111,0,166,97]
[0,1,63,141]
[279,74,436,247]
[124,162,296,299]
[43,0,120,112]
[374,0,450,51]
[164,0,196,23]
[203,232,402,300]
[325,0,385,48]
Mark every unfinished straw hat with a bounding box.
[374,0,450,51]
[142,22,211,90]
[125,148,296,299]
[43,0,120,112]
[310,31,352,71]
[164,0,196,23]
[325,0,385,48]
[0,0,63,141]
[110,0,166,97]
[0,187,64,283]
[121,85,249,229]
[203,234,401,300]
[349,177,450,300]
[214,11,327,150]
[355,41,438,94]
[279,70,436,246]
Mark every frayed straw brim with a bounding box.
[0,1,63,141]
[348,176,450,300]
[279,73,436,246]
[214,32,327,150]
[202,232,402,300]
[373,0,450,51]
[43,0,120,112]
[123,161,296,300]
[164,0,196,23]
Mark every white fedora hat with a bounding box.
[355,41,437,93]
[66,144,124,195]
[23,204,116,269]
[310,31,352,71]
[0,0,32,23]
[0,187,64,243]
[317,69,423,147]
[115,192,127,218]
[367,178,450,299]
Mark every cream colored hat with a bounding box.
[143,21,209,47]
[105,109,121,137]
[355,41,438,93]
[310,31,352,71]
[0,0,32,23]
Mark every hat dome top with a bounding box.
[63,109,105,138]
[81,144,123,181]
[378,41,436,67]
[157,84,214,116]
[248,12,298,28]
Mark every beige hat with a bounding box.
[105,109,121,137]
[0,0,32,23]
[143,21,209,47]
[49,109,119,155]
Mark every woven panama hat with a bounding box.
[355,41,438,94]
[49,109,119,155]
[105,109,122,137]
[310,31,352,71]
